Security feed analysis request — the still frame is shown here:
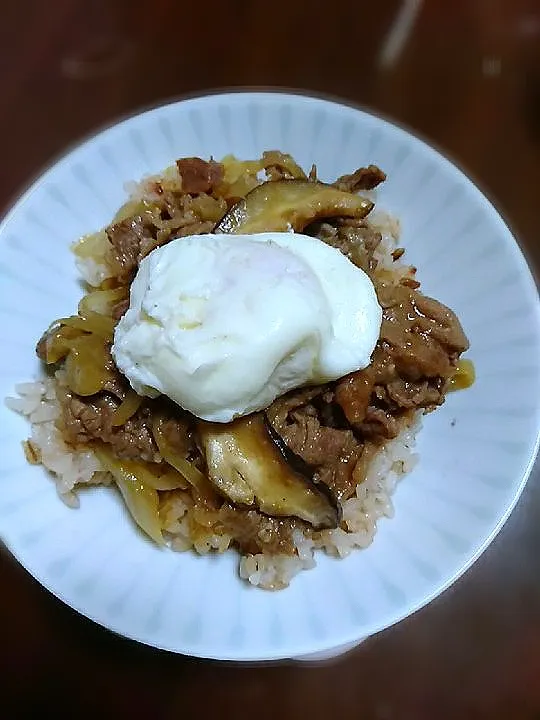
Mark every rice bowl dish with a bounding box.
[1,92,538,661]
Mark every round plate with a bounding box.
[1,92,539,661]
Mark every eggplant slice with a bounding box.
[198,414,339,529]
[214,179,373,235]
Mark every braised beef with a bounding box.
[378,284,469,380]
[333,283,467,442]
[265,269,468,493]
[335,370,374,425]
[106,215,157,283]
[159,416,195,460]
[176,157,224,194]
[60,392,161,463]
[276,410,357,469]
[356,406,401,440]
[312,219,382,274]
[334,164,386,193]
[386,379,442,409]
[60,393,115,445]
[267,397,362,502]
[218,505,297,555]
[107,408,161,463]
[106,194,217,283]
[266,387,326,430]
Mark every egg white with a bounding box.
[112,232,382,422]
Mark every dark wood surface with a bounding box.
[2,1,540,717]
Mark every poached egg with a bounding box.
[112,232,382,422]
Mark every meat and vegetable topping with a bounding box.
[35,152,473,555]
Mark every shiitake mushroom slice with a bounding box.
[214,179,373,235]
[198,414,339,529]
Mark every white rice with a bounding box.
[5,379,109,509]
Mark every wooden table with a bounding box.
[2,1,539,717]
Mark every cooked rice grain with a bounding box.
[6,379,109,508]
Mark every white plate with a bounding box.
[0,92,539,662]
